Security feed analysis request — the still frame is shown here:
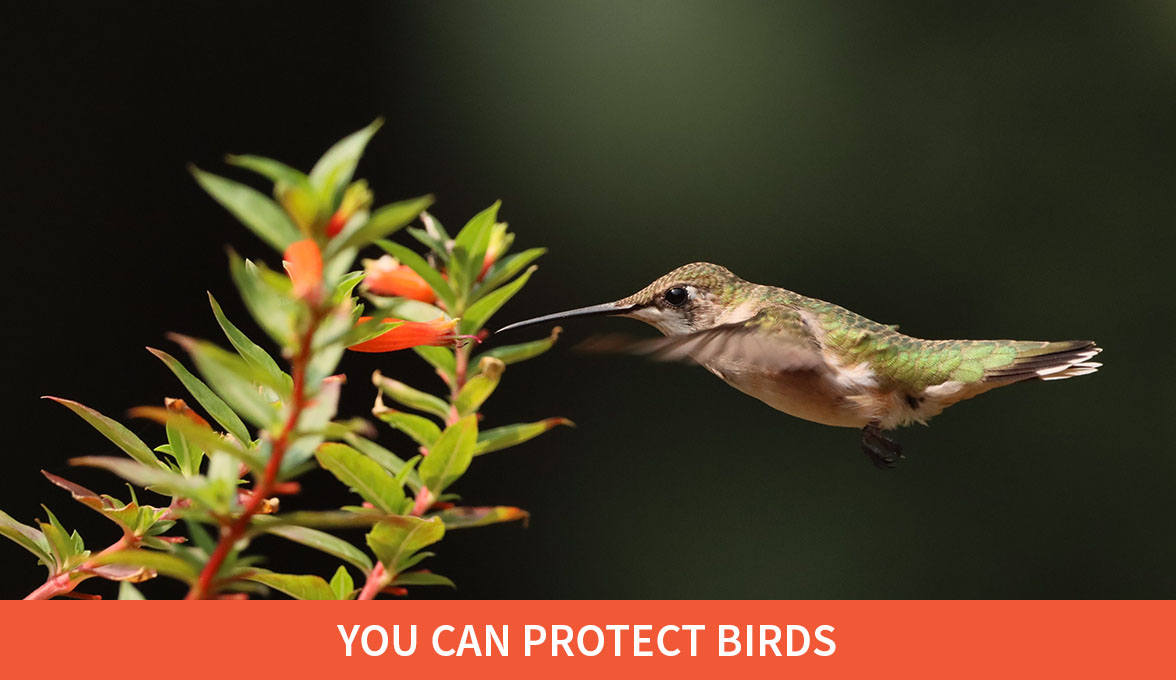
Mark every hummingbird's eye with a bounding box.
[663,287,689,307]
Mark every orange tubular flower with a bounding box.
[348,316,460,353]
[283,239,323,300]
[363,255,437,303]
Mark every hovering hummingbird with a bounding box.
[496,263,1102,467]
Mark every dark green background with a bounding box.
[5,1,1173,598]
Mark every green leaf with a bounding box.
[45,397,165,469]
[257,510,385,531]
[42,471,166,538]
[431,505,530,530]
[0,509,53,569]
[190,165,301,251]
[374,409,442,448]
[165,420,200,476]
[477,326,561,366]
[376,240,457,311]
[226,154,313,191]
[450,202,500,298]
[147,348,253,444]
[458,265,537,335]
[372,371,451,420]
[169,336,280,431]
[419,415,477,495]
[70,456,206,500]
[131,406,262,471]
[118,581,146,600]
[366,516,445,575]
[341,434,423,492]
[262,523,372,573]
[92,549,200,583]
[208,293,289,391]
[413,346,458,383]
[327,194,435,258]
[229,252,298,348]
[330,565,355,600]
[475,418,574,455]
[389,570,456,588]
[237,570,335,600]
[315,443,405,513]
[309,119,383,207]
[405,226,450,263]
[38,506,83,571]
[474,247,547,300]
[453,358,504,416]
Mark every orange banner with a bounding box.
[4,600,1171,678]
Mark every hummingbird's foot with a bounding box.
[860,422,904,469]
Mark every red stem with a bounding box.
[186,315,320,600]
[356,562,386,600]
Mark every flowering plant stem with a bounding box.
[187,311,321,600]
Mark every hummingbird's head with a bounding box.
[495,262,745,337]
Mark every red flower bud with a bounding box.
[363,255,437,303]
[282,239,323,301]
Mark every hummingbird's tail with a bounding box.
[983,340,1102,383]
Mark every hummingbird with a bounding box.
[496,262,1102,468]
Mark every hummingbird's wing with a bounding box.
[581,306,828,373]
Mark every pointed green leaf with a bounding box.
[208,293,289,390]
[165,420,200,476]
[257,510,385,531]
[45,397,165,469]
[366,516,445,575]
[372,371,450,420]
[414,346,458,384]
[389,570,456,588]
[309,119,383,206]
[131,406,262,471]
[91,549,200,583]
[229,252,298,348]
[190,166,300,251]
[225,154,313,196]
[431,506,530,530]
[419,415,477,495]
[241,570,337,600]
[169,336,280,431]
[262,523,372,573]
[147,348,253,444]
[315,443,405,513]
[475,418,574,455]
[341,434,423,492]
[38,507,84,571]
[70,456,205,499]
[404,226,450,263]
[375,240,457,311]
[0,509,53,569]
[450,202,500,297]
[474,247,547,300]
[327,194,435,257]
[458,265,537,334]
[478,325,561,366]
[374,408,442,448]
[330,565,355,599]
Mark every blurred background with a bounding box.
[4,1,1173,599]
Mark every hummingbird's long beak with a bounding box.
[495,301,636,334]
